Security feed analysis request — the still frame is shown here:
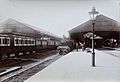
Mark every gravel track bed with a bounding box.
[0,50,63,82]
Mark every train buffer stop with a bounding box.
[25,49,120,82]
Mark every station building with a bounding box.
[69,14,120,48]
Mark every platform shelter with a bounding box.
[69,14,120,47]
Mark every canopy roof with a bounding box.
[0,18,61,40]
[69,14,120,42]
[69,14,120,34]
[0,18,41,37]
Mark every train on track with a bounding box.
[0,19,61,59]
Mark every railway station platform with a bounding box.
[25,49,120,82]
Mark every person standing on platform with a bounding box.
[76,43,79,51]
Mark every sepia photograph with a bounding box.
[0,0,120,82]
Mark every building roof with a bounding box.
[0,18,40,37]
[69,14,120,34]
[0,18,61,40]
[24,23,62,40]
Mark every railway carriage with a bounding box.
[0,19,61,59]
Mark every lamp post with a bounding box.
[89,7,99,67]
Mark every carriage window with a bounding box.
[42,41,47,46]
[29,40,31,44]
[0,38,1,44]
[21,39,23,44]
[15,39,19,44]
[25,40,27,44]
[3,38,8,44]
[32,41,34,44]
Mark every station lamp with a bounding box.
[89,7,99,67]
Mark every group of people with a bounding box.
[76,42,86,51]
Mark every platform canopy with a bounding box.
[0,18,41,37]
[0,18,61,40]
[69,14,120,42]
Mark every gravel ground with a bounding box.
[0,50,63,82]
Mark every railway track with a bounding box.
[0,50,62,82]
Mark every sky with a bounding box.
[0,0,120,37]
